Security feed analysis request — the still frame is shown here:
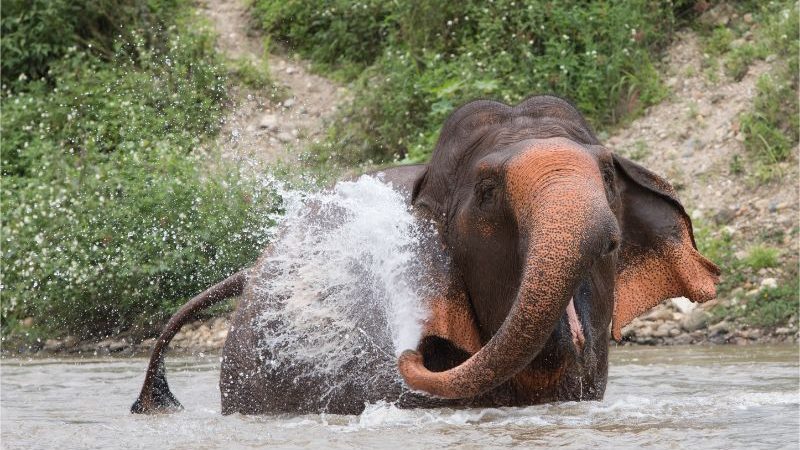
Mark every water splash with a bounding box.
[247,173,435,398]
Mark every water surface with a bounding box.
[2,345,798,449]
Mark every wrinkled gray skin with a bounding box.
[219,165,431,415]
[132,95,718,416]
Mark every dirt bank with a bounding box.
[199,0,346,166]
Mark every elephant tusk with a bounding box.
[566,297,585,352]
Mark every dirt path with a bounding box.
[199,0,345,165]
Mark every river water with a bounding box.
[2,345,797,449]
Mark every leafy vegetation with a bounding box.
[253,0,693,164]
[696,223,797,328]
[742,245,780,271]
[696,1,798,181]
[1,0,185,87]
[1,1,275,339]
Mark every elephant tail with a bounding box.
[131,270,247,414]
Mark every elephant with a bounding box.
[132,95,720,415]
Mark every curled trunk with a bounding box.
[400,181,616,399]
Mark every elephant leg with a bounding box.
[416,291,482,372]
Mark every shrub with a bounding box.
[743,245,780,270]
[253,0,392,79]
[254,0,691,163]
[1,3,276,338]
[2,147,274,337]
[0,0,185,87]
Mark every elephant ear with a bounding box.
[611,154,720,341]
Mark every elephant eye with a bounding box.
[600,165,617,202]
[476,178,497,207]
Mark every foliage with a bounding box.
[710,272,800,329]
[738,3,799,181]
[695,1,798,181]
[742,245,780,270]
[253,0,692,163]
[1,2,275,338]
[253,0,392,80]
[696,222,797,328]
[695,224,745,296]
[0,0,185,87]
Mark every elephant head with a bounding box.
[398,95,720,400]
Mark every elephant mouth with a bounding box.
[565,297,585,352]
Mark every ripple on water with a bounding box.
[1,346,798,449]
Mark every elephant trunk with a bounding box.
[399,170,617,399]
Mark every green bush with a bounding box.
[1,3,275,338]
[253,0,392,79]
[254,0,691,163]
[744,279,800,327]
[696,221,797,328]
[0,0,185,87]
[743,245,780,270]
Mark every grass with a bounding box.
[742,245,780,270]
[695,1,798,182]
[695,221,797,328]
[740,70,798,182]
[622,140,651,161]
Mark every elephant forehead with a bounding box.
[504,138,603,196]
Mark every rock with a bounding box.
[671,297,696,314]
[760,278,778,290]
[700,3,734,26]
[671,333,693,345]
[708,321,730,337]
[653,322,674,338]
[713,207,736,225]
[282,98,296,108]
[258,114,279,130]
[695,298,721,311]
[682,309,711,332]
[775,327,792,335]
[733,337,749,346]
[285,66,296,75]
[743,13,753,23]
[643,307,674,322]
[21,317,34,328]
[635,324,654,338]
[636,336,656,345]
[43,339,63,352]
[62,336,79,349]
[682,138,699,157]
[108,340,128,352]
[277,131,294,143]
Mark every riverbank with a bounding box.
[5,303,797,357]
[2,1,796,354]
